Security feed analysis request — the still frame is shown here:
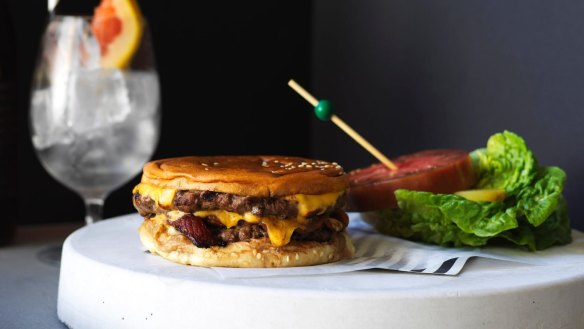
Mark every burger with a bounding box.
[132,156,355,267]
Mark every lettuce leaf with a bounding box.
[373,205,491,248]
[515,166,566,227]
[471,131,537,195]
[372,131,572,251]
[499,196,571,250]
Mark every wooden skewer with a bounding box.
[288,80,319,106]
[288,79,398,171]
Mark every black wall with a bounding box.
[313,0,584,230]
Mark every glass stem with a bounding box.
[84,198,104,225]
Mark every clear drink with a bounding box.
[29,15,161,224]
[31,71,160,198]
[35,117,158,198]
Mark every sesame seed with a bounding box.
[256,253,262,259]
[201,163,208,166]
[285,255,290,263]
[204,168,209,171]
[295,253,300,260]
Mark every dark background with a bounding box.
[4,0,584,231]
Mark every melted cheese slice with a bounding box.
[133,183,176,208]
[262,217,306,247]
[192,210,304,247]
[193,210,260,228]
[134,183,343,247]
[286,191,342,217]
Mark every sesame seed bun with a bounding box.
[140,156,349,197]
[139,216,355,268]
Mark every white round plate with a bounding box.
[58,214,584,329]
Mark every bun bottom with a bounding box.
[139,218,355,268]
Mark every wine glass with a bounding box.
[29,14,160,225]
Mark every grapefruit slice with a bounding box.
[91,0,143,68]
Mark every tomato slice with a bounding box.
[347,149,477,211]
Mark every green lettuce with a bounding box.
[470,131,537,195]
[499,195,571,250]
[372,131,572,251]
[515,166,565,227]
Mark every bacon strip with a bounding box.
[168,214,224,248]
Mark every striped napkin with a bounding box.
[212,213,584,279]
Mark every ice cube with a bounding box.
[78,22,101,70]
[125,72,160,119]
[67,69,132,134]
[50,17,100,71]
[31,16,104,149]
[45,18,78,129]
[75,136,109,173]
[31,88,74,150]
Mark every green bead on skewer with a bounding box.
[287,79,399,171]
[314,99,333,121]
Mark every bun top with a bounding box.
[140,156,348,197]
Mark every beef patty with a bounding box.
[133,189,346,220]
[165,211,349,248]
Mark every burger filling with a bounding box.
[133,183,348,248]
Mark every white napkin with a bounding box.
[212,213,584,279]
